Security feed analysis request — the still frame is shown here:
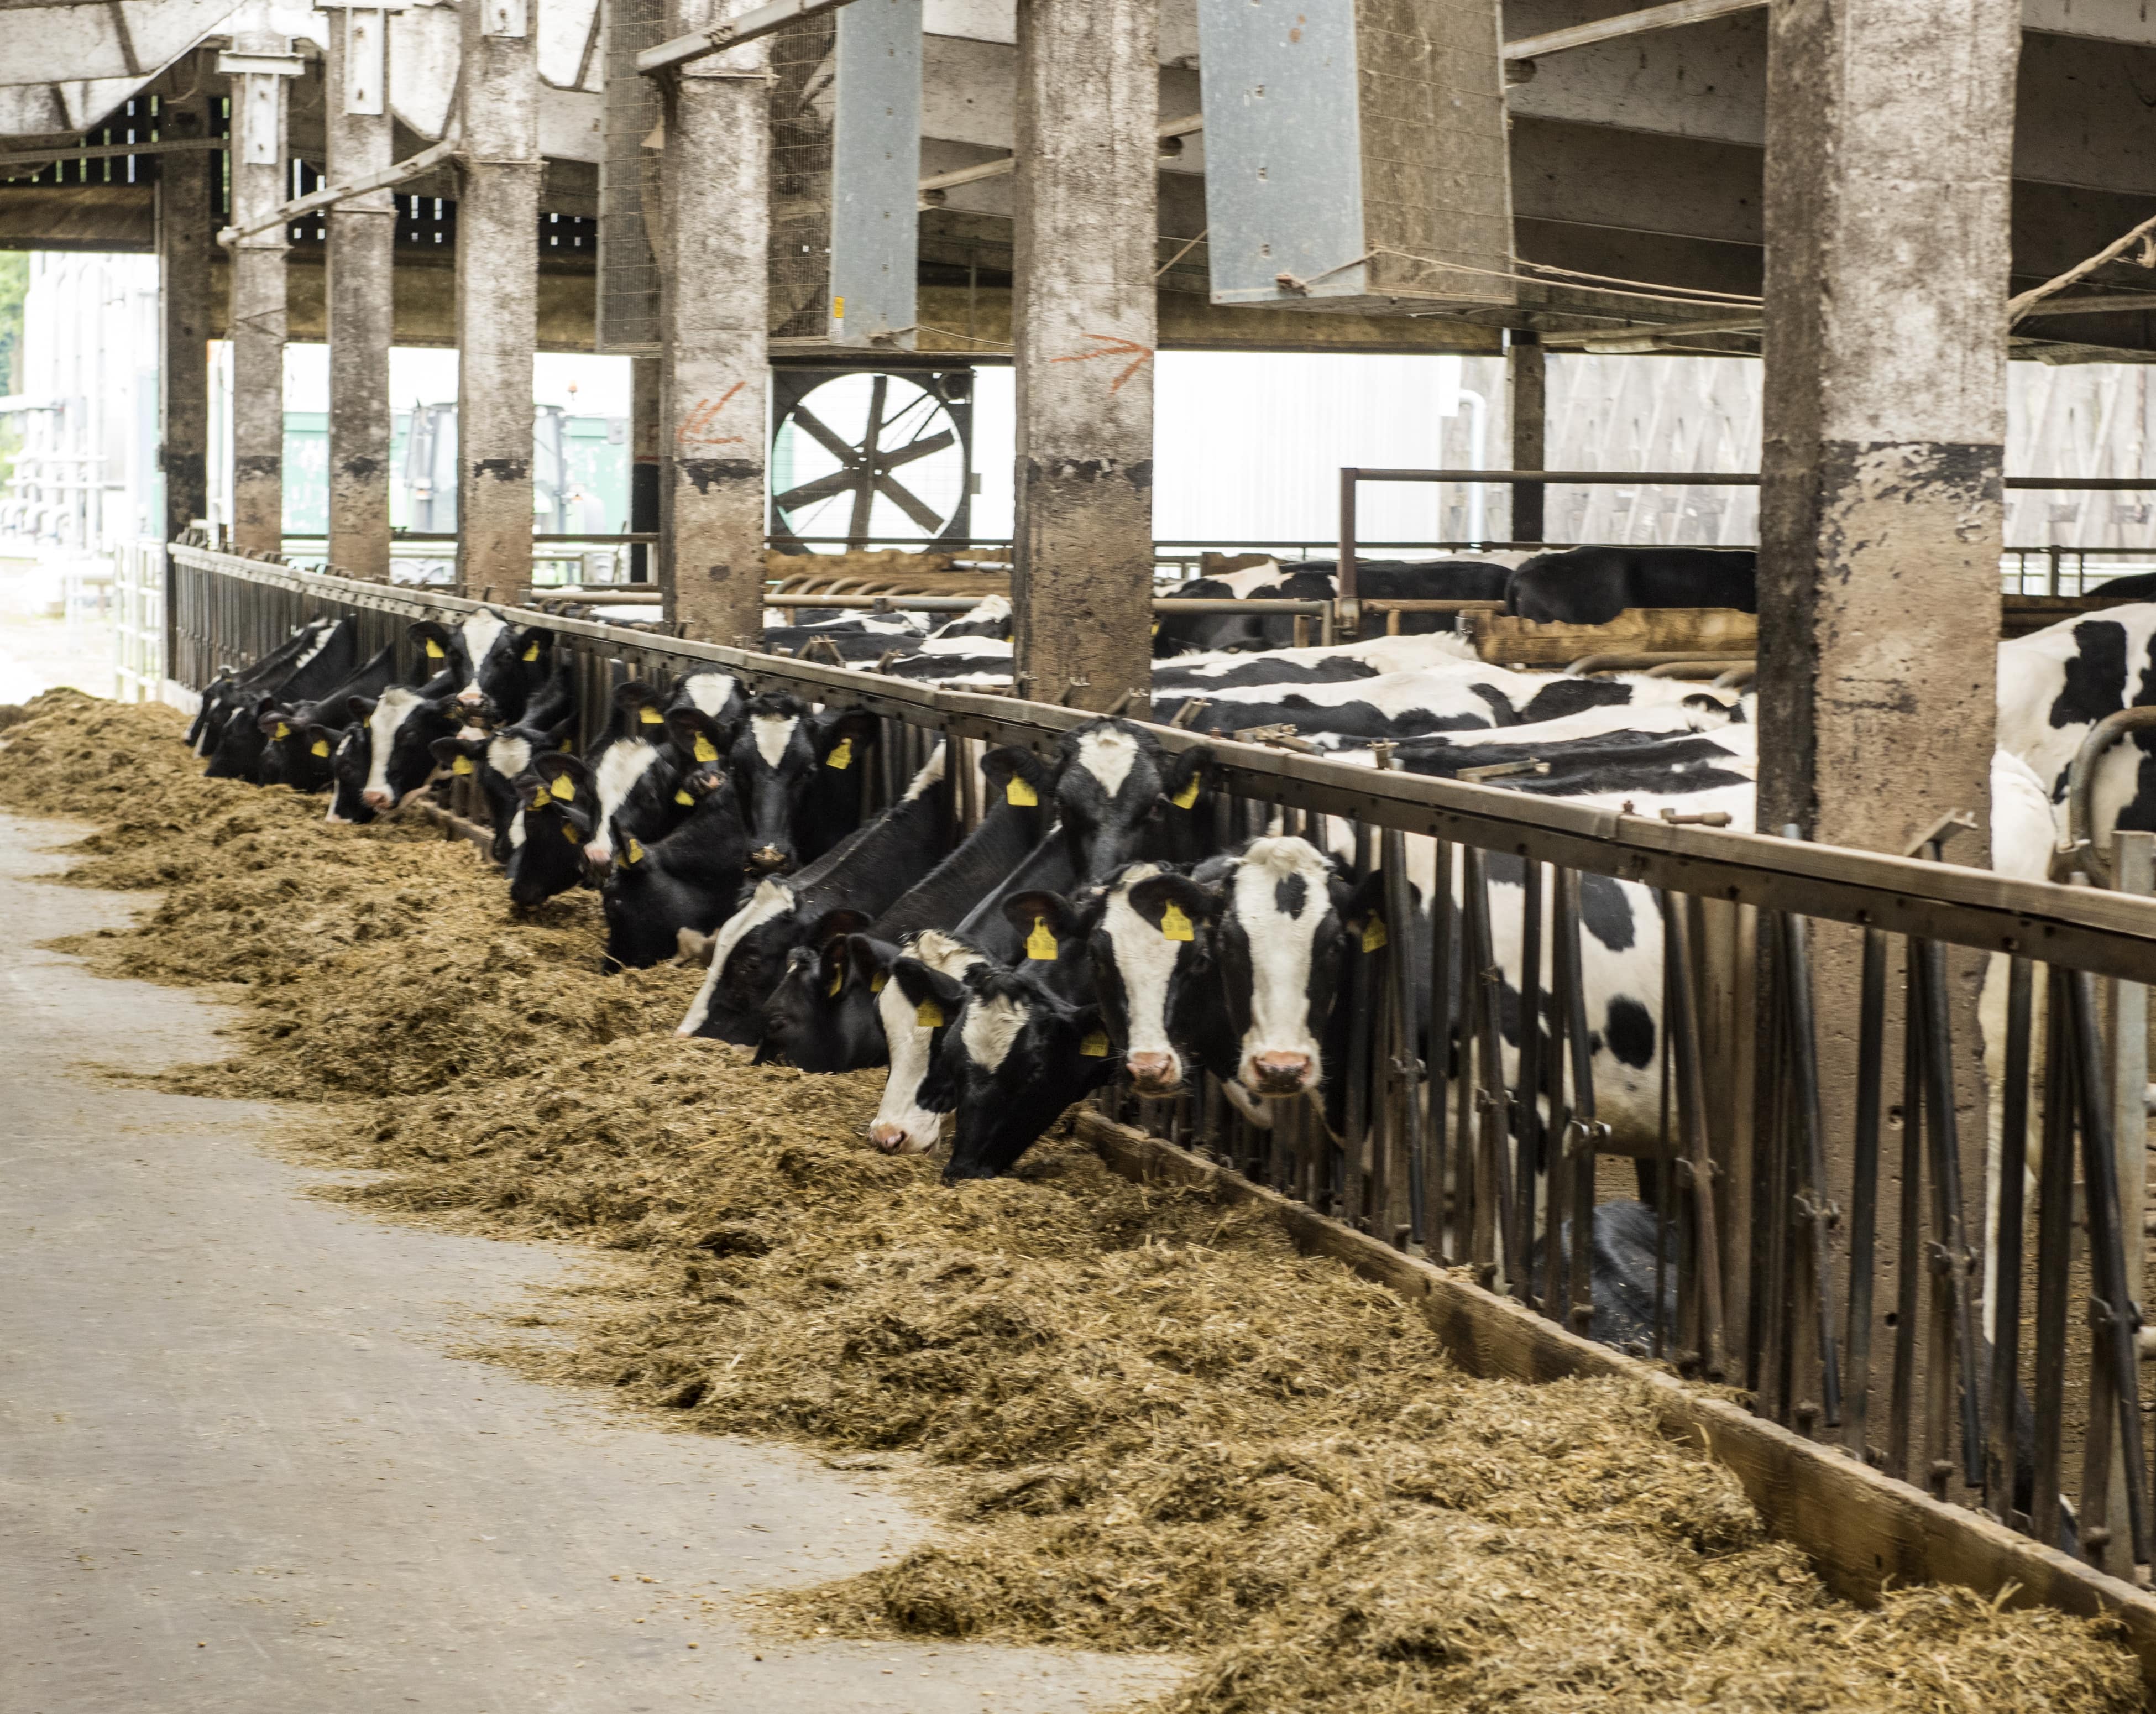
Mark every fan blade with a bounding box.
[875,473,946,534]
[880,428,956,471]
[788,405,861,467]
[774,469,862,511]
[859,374,889,461]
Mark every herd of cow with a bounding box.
[179,548,2156,1360]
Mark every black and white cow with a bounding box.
[758,745,1058,1072]
[728,691,878,875]
[255,641,399,792]
[503,751,598,909]
[599,754,749,971]
[203,618,361,781]
[1052,718,1215,885]
[429,654,582,860]
[458,618,557,724]
[1153,557,1523,656]
[189,617,341,756]
[1998,604,2156,849]
[1504,546,1756,626]
[676,748,951,1044]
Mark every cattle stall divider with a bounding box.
[166,542,2156,1685]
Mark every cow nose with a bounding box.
[1249,1050,1314,1093]
[1127,1050,1180,1093]
[361,788,390,809]
[457,688,483,705]
[870,1122,907,1153]
[749,845,791,873]
[585,842,613,865]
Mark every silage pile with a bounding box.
[0,687,2137,1713]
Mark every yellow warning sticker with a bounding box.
[1161,901,1195,942]
[312,739,331,759]
[915,999,944,1029]
[1170,776,1200,809]
[833,295,845,320]
[826,737,852,771]
[425,639,445,659]
[693,734,718,762]
[1006,775,1039,807]
[1080,1030,1110,1058]
[549,774,575,801]
[451,755,475,775]
[1362,914,1389,953]
[1025,918,1058,961]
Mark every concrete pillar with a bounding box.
[1508,331,1546,544]
[156,77,213,544]
[629,354,660,583]
[218,37,303,555]
[1757,0,2018,1468]
[1010,0,1157,710]
[455,2,541,599]
[658,0,770,645]
[323,5,397,581]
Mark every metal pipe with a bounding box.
[2066,706,2156,884]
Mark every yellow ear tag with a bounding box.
[451,755,475,775]
[1170,776,1200,810]
[828,968,844,997]
[273,722,290,740]
[1006,775,1039,807]
[638,706,663,725]
[1362,913,1389,953]
[563,821,581,844]
[549,774,575,801]
[1025,918,1058,961]
[559,739,575,753]
[693,734,718,762]
[522,642,540,662]
[623,836,643,864]
[1080,1029,1110,1057]
[826,737,852,771]
[311,738,331,758]
[424,639,444,659]
[674,787,694,806]
[871,971,887,994]
[1160,901,1195,942]
[1150,621,1161,637]
[915,998,944,1028]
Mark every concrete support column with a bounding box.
[1758,0,2018,1466]
[629,354,660,583]
[658,0,770,644]
[1507,331,1546,544]
[323,6,397,581]
[456,3,540,598]
[1010,0,1157,710]
[156,77,213,544]
[218,39,303,555]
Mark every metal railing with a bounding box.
[166,541,2156,1588]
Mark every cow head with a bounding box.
[505,753,595,908]
[1211,836,1358,1096]
[324,724,377,824]
[599,762,747,973]
[934,961,1113,1183]
[756,906,880,1071]
[354,686,460,812]
[1054,719,1177,883]
[255,703,341,793]
[674,876,800,1043]
[1086,863,1223,1096]
[860,930,980,1153]
[730,694,878,875]
[407,619,473,692]
[463,620,553,722]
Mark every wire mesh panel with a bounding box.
[768,15,838,339]
[598,0,664,353]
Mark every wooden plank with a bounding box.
[1502,0,1765,62]
[1462,607,1758,665]
[1075,1109,2156,1694]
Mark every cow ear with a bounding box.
[346,694,378,723]
[306,723,344,749]
[1336,868,1389,937]
[1126,872,1221,936]
[807,907,872,950]
[983,745,1055,808]
[427,735,470,767]
[817,706,879,756]
[1066,1001,1115,1067]
[255,703,294,735]
[511,625,554,664]
[409,620,455,665]
[889,956,966,1020]
[613,680,667,729]
[1001,890,1079,952]
[665,706,731,767]
[847,933,902,989]
[532,750,589,796]
[1159,745,1212,813]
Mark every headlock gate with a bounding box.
[163,542,2156,1673]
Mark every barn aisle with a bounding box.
[0,810,1175,1714]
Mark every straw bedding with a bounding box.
[1,687,2137,1712]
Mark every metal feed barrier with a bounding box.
[166,541,2156,1598]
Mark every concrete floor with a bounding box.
[0,812,1177,1714]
